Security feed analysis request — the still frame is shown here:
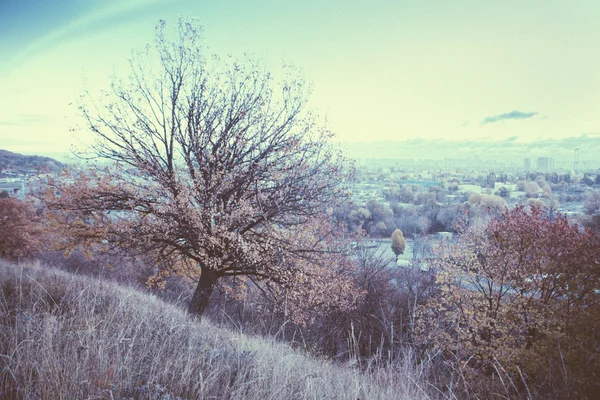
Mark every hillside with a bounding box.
[0,149,63,172]
[0,261,431,399]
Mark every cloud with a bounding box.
[340,134,600,163]
[3,0,166,73]
[482,110,538,124]
[0,113,54,126]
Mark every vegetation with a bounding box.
[0,197,41,260]
[466,193,507,222]
[4,170,599,399]
[391,228,406,258]
[0,260,431,399]
[2,17,600,400]
[585,190,600,215]
[0,149,62,172]
[416,206,600,398]
[43,19,355,320]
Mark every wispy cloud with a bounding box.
[0,113,54,126]
[341,134,600,162]
[482,110,538,124]
[4,0,166,72]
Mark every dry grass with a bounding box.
[0,260,434,399]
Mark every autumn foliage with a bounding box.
[43,19,358,321]
[416,206,600,397]
[0,197,41,260]
[391,228,406,257]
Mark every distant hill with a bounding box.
[0,149,63,172]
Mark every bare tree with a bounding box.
[585,190,600,215]
[45,19,354,318]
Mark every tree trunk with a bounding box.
[188,268,219,317]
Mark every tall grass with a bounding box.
[0,260,434,399]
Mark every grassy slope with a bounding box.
[0,261,431,399]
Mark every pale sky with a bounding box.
[1,0,599,160]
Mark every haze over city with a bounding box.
[1,0,600,164]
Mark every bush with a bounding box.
[415,206,600,398]
[0,197,41,260]
[585,190,600,215]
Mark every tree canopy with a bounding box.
[45,19,356,319]
[391,228,406,257]
[0,197,41,260]
[416,206,600,397]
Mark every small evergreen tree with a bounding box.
[391,228,406,259]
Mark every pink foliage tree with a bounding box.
[0,197,41,260]
[43,19,359,320]
[416,206,600,396]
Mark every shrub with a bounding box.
[0,197,41,260]
[415,206,600,398]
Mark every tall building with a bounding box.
[536,157,555,171]
[524,158,531,170]
[444,158,456,170]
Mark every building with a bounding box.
[524,158,531,170]
[536,157,555,171]
[0,181,26,199]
